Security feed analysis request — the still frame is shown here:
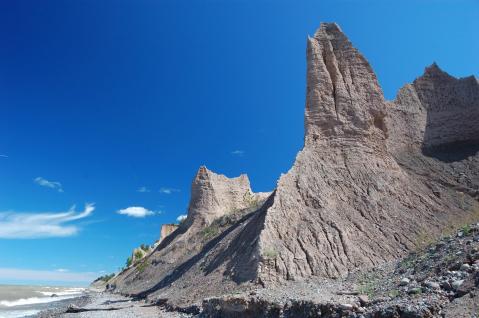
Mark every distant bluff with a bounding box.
[108,22,479,307]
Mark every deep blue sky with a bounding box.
[0,0,478,285]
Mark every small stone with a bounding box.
[408,287,422,295]
[460,264,471,272]
[452,280,464,290]
[399,277,410,286]
[358,295,369,306]
[340,304,354,311]
[436,242,445,248]
[66,305,81,313]
[425,281,440,289]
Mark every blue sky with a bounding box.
[0,0,478,286]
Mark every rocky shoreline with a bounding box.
[35,292,191,318]
[39,223,478,317]
[200,223,479,317]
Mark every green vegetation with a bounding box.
[94,273,115,283]
[399,256,416,269]
[200,224,220,241]
[388,289,400,298]
[357,272,380,298]
[140,244,150,252]
[137,260,149,273]
[358,280,376,298]
[414,204,479,251]
[262,248,278,259]
[461,224,472,236]
[134,249,144,260]
[243,191,260,209]
[126,256,133,267]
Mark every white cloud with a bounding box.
[137,186,150,193]
[34,177,64,192]
[231,150,245,156]
[159,187,180,194]
[0,268,98,284]
[0,154,7,158]
[0,203,95,239]
[56,268,69,272]
[117,206,154,218]
[176,214,187,223]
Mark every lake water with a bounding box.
[0,285,85,318]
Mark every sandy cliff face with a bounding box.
[255,23,476,282]
[109,166,271,298]
[110,22,478,306]
[186,166,259,227]
[388,63,479,153]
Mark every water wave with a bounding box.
[0,294,79,307]
[0,309,41,318]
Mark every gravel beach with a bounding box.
[35,292,191,318]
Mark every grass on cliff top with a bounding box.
[134,249,145,260]
[93,273,115,283]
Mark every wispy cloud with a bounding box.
[117,206,155,218]
[231,150,245,156]
[0,203,95,239]
[56,268,69,272]
[137,186,150,193]
[34,177,64,193]
[0,268,98,284]
[176,214,187,223]
[0,154,7,158]
[159,187,180,194]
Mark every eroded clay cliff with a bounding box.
[109,22,478,307]
[255,23,477,282]
[186,166,267,228]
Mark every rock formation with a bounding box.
[387,62,479,153]
[253,23,477,282]
[109,166,271,298]
[109,22,479,308]
[185,166,268,228]
[159,224,178,243]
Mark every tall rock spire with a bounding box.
[305,23,387,145]
[255,23,465,282]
